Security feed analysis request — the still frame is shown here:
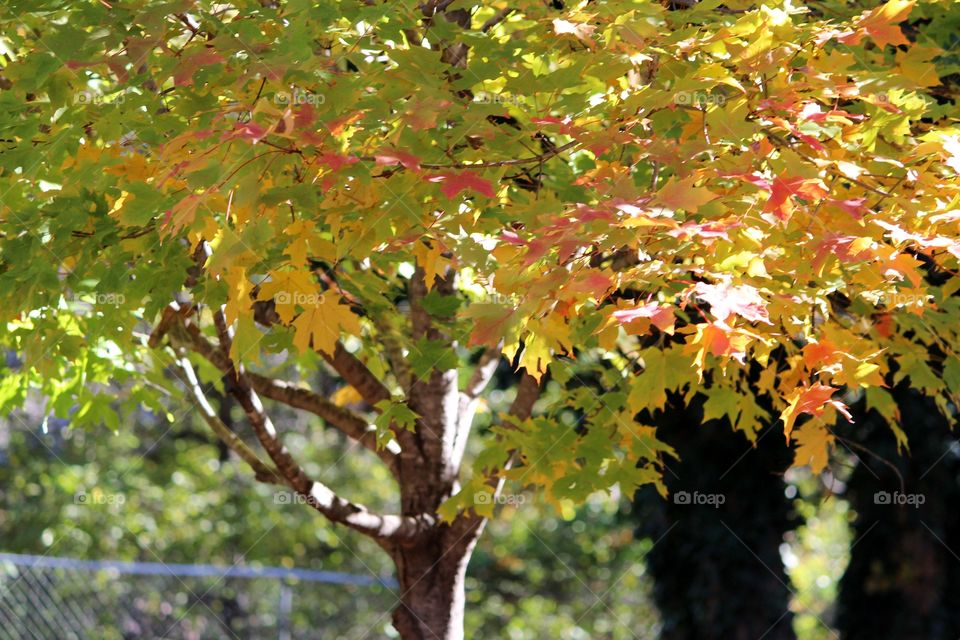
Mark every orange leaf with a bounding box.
[653,175,717,214]
[780,384,852,441]
[856,0,915,49]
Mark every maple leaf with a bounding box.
[792,422,835,473]
[317,153,359,172]
[566,270,613,301]
[426,172,496,199]
[257,270,321,323]
[701,385,742,429]
[765,175,828,221]
[375,150,421,171]
[652,175,717,214]
[223,266,253,325]
[466,304,518,348]
[693,282,772,325]
[291,296,361,356]
[853,0,915,49]
[414,240,446,290]
[687,322,755,379]
[173,49,224,87]
[780,384,852,441]
[802,339,841,370]
[611,301,676,335]
[552,19,597,48]
[226,122,269,143]
[165,194,203,234]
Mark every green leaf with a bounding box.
[409,338,459,381]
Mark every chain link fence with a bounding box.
[0,552,397,639]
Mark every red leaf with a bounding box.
[174,49,224,87]
[375,150,421,171]
[531,116,580,136]
[613,301,675,335]
[765,174,828,221]
[780,384,852,440]
[802,339,840,369]
[499,230,525,246]
[568,271,613,300]
[226,122,268,143]
[833,197,868,219]
[317,153,359,172]
[427,172,496,199]
[846,0,915,49]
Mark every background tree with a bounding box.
[634,391,797,640]
[2,0,960,638]
[834,383,960,640]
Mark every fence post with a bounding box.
[277,580,293,640]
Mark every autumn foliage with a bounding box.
[1,0,959,636]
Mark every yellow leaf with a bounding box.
[107,191,131,219]
[331,384,363,407]
[230,315,263,365]
[257,270,320,323]
[653,175,717,214]
[291,296,361,355]
[792,422,834,473]
[414,240,446,290]
[224,267,253,325]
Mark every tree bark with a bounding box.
[389,518,482,640]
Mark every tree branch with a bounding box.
[463,346,502,401]
[209,308,424,541]
[486,372,541,505]
[252,299,393,407]
[168,319,399,472]
[176,354,284,485]
[452,345,502,470]
[407,267,461,490]
[324,343,392,406]
[481,7,513,32]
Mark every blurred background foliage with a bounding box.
[1,387,858,639]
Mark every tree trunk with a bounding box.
[390,520,482,640]
[634,391,798,640]
[836,384,960,640]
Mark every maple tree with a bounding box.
[2,0,960,637]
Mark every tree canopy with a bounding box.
[2,0,959,636]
